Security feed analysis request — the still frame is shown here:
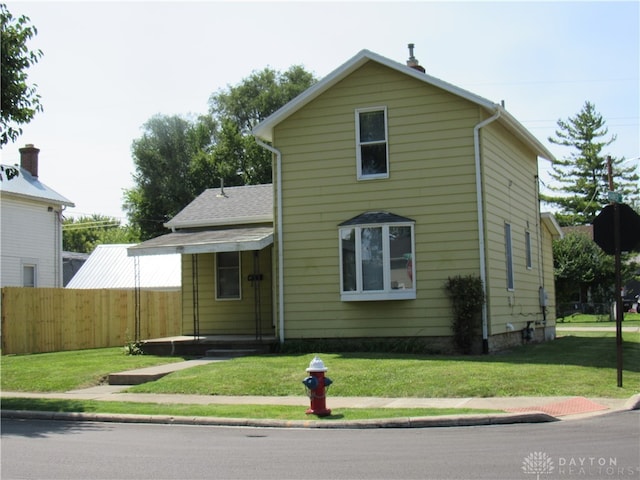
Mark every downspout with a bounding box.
[473,108,501,354]
[255,139,285,344]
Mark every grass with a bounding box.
[0,347,187,392]
[0,398,500,421]
[124,333,639,399]
[557,312,640,325]
[1,328,638,420]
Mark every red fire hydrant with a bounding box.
[302,356,333,417]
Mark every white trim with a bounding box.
[215,251,242,301]
[253,49,555,163]
[505,222,515,291]
[339,222,416,301]
[355,106,389,180]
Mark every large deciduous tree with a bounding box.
[208,65,316,185]
[1,3,43,146]
[124,114,216,240]
[125,66,317,239]
[542,101,638,226]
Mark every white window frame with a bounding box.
[215,251,242,300]
[505,223,514,290]
[355,106,389,180]
[22,263,37,287]
[525,230,532,270]
[339,222,415,301]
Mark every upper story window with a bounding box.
[339,212,415,301]
[216,251,241,300]
[356,107,389,180]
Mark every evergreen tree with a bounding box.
[542,101,638,226]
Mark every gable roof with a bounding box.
[165,183,273,230]
[253,49,555,162]
[66,244,181,290]
[0,164,75,206]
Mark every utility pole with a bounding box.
[607,155,623,387]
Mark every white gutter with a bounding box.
[473,108,501,354]
[255,139,285,344]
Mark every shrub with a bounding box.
[444,275,485,354]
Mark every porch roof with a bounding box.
[127,226,273,257]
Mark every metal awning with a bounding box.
[127,226,273,257]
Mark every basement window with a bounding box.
[339,212,415,301]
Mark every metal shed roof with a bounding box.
[66,244,181,290]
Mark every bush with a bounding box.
[444,275,485,354]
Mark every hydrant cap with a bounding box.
[306,356,328,372]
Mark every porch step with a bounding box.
[205,347,270,358]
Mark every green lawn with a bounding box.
[3,331,638,399]
[0,347,186,392]
[0,398,499,421]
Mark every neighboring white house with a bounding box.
[0,145,75,288]
[66,244,181,291]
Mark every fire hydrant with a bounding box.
[302,356,333,417]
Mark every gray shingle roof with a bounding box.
[166,184,273,229]
[0,164,74,206]
[339,211,415,226]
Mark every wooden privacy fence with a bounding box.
[1,287,182,355]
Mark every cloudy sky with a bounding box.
[2,1,638,221]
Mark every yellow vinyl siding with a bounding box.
[273,61,482,339]
[481,121,546,334]
[181,249,274,335]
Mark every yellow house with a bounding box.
[130,48,563,354]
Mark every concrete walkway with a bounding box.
[2,358,639,429]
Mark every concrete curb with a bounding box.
[0,409,558,429]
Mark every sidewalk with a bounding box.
[2,358,639,429]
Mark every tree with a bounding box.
[552,231,638,310]
[63,215,141,253]
[123,114,216,240]
[208,65,316,185]
[1,4,43,146]
[125,66,317,239]
[542,101,639,226]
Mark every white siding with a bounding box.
[1,195,64,287]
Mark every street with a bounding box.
[2,411,639,480]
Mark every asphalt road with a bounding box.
[2,411,639,480]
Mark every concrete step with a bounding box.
[204,348,265,358]
[108,359,222,386]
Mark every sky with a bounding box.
[1,1,638,222]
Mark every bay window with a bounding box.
[339,212,415,301]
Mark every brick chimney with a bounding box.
[19,144,40,177]
[406,43,426,73]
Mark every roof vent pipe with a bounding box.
[217,178,227,198]
[406,43,425,73]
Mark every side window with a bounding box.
[355,107,388,179]
[216,252,241,300]
[340,222,415,301]
[22,264,36,287]
[525,230,532,269]
[505,223,514,290]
